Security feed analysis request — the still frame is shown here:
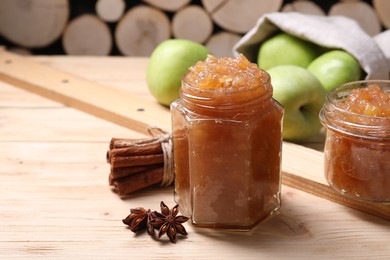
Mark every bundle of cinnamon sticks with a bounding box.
[107,134,172,196]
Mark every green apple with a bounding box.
[257,33,321,70]
[307,50,362,92]
[147,39,210,106]
[267,65,326,142]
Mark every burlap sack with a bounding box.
[233,12,389,80]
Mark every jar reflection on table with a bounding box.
[171,55,284,230]
[320,80,390,203]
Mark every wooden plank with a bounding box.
[0,82,143,142]
[0,50,171,135]
[31,56,151,93]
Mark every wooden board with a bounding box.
[0,49,171,135]
[1,53,389,259]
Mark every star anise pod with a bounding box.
[148,201,189,243]
[122,207,152,233]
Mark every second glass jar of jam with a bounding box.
[320,80,390,203]
[171,54,284,230]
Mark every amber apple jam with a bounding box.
[320,81,390,203]
[171,55,284,229]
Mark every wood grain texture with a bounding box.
[172,5,213,43]
[0,50,171,135]
[95,0,125,22]
[62,14,112,56]
[143,0,191,12]
[202,0,283,33]
[1,56,389,259]
[0,0,69,48]
[328,1,381,36]
[115,6,171,56]
[205,31,241,57]
[373,0,390,29]
[282,0,325,16]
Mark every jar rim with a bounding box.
[180,69,273,110]
[181,68,271,94]
[326,80,390,119]
[320,80,390,139]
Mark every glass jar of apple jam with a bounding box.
[320,80,390,203]
[171,54,284,229]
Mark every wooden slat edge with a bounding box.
[282,172,390,221]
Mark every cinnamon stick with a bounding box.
[109,137,163,149]
[109,138,137,149]
[110,154,164,168]
[111,167,164,195]
[107,142,162,162]
[107,136,169,196]
[111,164,163,179]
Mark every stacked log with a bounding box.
[0,0,388,57]
[115,5,171,56]
[202,0,283,34]
[96,0,126,23]
[172,5,213,44]
[373,0,390,30]
[282,1,325,16]
[62,14,112,56]
[328,1,381,36]
[0,0,69,48]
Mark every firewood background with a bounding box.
[0,0,388,57]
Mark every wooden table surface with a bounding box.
[1,55,389,259]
